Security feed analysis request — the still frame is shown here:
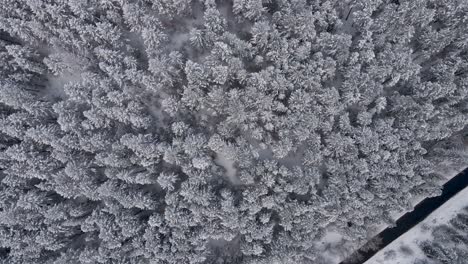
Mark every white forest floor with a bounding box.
[214,151,240,184]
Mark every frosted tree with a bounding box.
[0,1,467,263]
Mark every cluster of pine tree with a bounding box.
[0,0,467,263]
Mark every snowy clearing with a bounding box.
[214,151,239,184]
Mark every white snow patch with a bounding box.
[337,6,357,36]
[147,102,166,125]
[365,186,468,264]
[315,230,348,264]
[43,49,86,100]
[214,151,239,185]
[125,31,146,51]
[170,32,190,50]
[45,72,81,100]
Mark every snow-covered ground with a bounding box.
[214,151,239,184]
[314,230,349,264]
[364,186,468,264]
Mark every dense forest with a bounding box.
[0,0,467,263]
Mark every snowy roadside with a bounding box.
[328,166,468,264]
[364,185,468,264]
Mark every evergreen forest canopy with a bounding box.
[0,0,467,263]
